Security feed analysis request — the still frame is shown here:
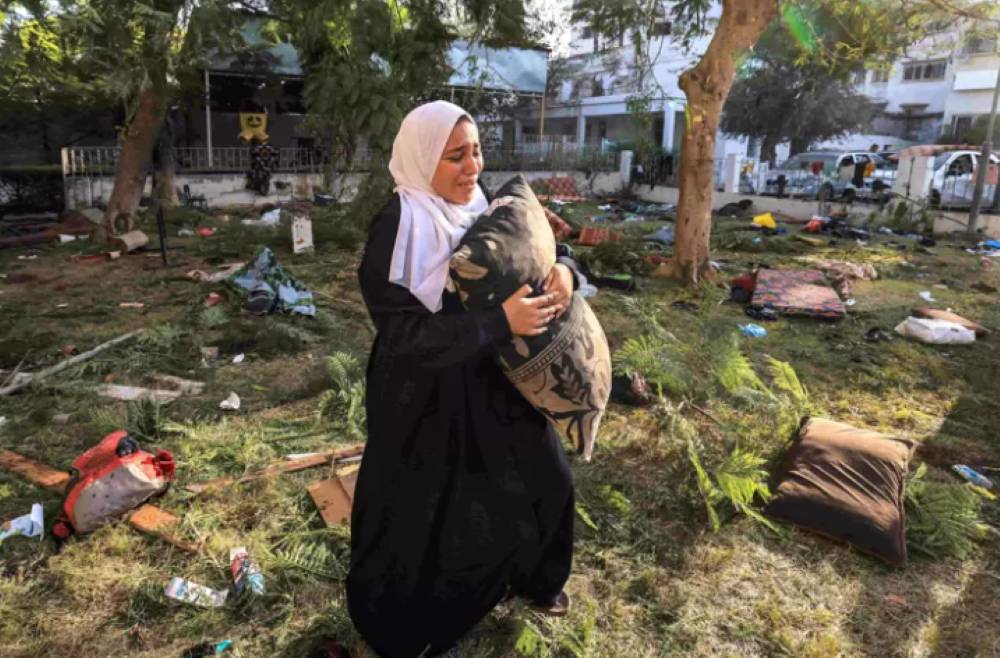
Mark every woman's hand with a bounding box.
[502,285,562,336]
[543,263,574,319]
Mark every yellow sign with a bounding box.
[239,113,269,142]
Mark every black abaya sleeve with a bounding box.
[359,197,512,369]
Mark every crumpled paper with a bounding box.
[0,503,44,542]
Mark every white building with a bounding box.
[852,25,997,145]
[507,6,750,160]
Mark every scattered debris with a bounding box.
[751,269,845,320]
[219,392,241,411]
[129,504,200,553]
[96,384,182,404]
[918,291,936,303]
[184,445,364,493]
[644,226,675,246]
[197,227,216,237]
[912,307,989,338]
[894,317,976,345]
[308,477,353,526]
[230,546,265,595]
[739,323,768,338]
[0,330,143,396]
[232,353,245,364]
[150,374,206,395]
[112,230,149,253]
[107,250,122,260]
[187,263,243,283]
[55,431,176,535]
[0,503,44,542]
[752,212,777,230]
[201,346,220,360]
[864,327,892,343]
[229,247,316,317]
[178,228,195,237]
[576,227,622,247]
[164,577,228,608]
[181,640,234,658]
[119,302,145,309]
[204,292,223,307]
[292,216,314,254]
[53,413,72,424]
[952,465,994,489]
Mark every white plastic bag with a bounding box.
[894,317,975,345]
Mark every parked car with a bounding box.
[763,151,888,201]
[929,150,999,209]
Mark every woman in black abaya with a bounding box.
[346,101,577,658]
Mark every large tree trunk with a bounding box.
[101,88,168,238]
[789,136,809,156]
[760,134,778,166]
[154,112,179,208]
[665,0,779,285]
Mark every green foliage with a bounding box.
[316,352,367,441]
[709,334,766,397]
[126,398,164,441]
[274,540,344,580]
[905,464,991,560]
[197,306,228,330]
[688,439,777,533]
[613,333,688,397]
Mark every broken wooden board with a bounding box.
[149,374,206,395]
[338,469,358,501]
[307,478,352,526]
[96,384,182,403]
[128,504,201,553]
[185,444,365,494]
[0,450,197,553]
[0,449,71,490]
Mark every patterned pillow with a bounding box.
[449,175,611,460]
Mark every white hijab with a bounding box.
[388,101,489,312]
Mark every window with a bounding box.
[902,60,946,81]
[591,76,604,97]
[953,116,973,141]
[964,35,998,55]
[653,21,671,36]
[871,68,889,84]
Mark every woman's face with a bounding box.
[431,118,484,205]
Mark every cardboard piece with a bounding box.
[292,216,314,254]
[308,478,352,526]
[129,504,201,553]
[338,469,358,501]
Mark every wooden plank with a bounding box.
[0,449,70,490]
[128,504,200,553]
[337,469,358,501]
[307,478,352,527]
[185,444,365,493]
[95,384,182,404]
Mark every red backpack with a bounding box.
[53,430,176,537]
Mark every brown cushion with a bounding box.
[764,418,915,565]
[912,307,989,337]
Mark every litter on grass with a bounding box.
[894,317,976,345]
[952,465,994,489]
[739,323,768,338]
[919,291,936,303]
[0,503,43,542]
[232,353,245,364]
[228,247,316,317]
[219,392,241,410]
[230,546,265,595]
[164,577,228,608]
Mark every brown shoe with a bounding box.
[531,590,570,617]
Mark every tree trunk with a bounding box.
[154,112,178,208]
[760,134,778,166]
[665,0,779,285]
[789,136,809,156]
[101,88,168,239]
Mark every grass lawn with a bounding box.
[0,200,997,657]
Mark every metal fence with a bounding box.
[62,145,615,177]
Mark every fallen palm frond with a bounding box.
[905,463,991,560]
[688,439,777,533]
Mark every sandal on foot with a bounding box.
[531,590,570,617]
